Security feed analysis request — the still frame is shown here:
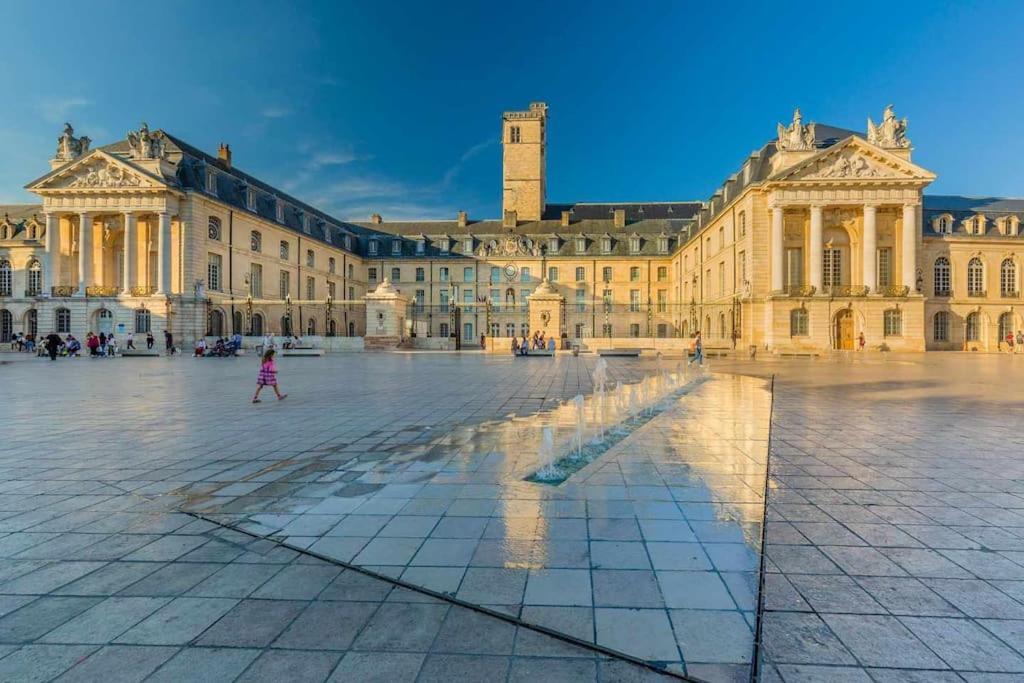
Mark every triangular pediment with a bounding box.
[769,137,936,184]
[25,150,169,192]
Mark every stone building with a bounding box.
[0,105,1021,353]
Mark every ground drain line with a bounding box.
[749,374,776,683]
[183,509,702,683]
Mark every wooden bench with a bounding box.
[597,349,642,357]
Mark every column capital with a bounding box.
[902,202,920,211]
[863,203,879,212]
[808,202,827,210]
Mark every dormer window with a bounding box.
[246,188,256,211]
[629,236,641,253]
[323,227,332,244]
[205,170,217,195]
[602,236,612,254]
[368,239,379,256]
[575,236,586,253]
[416,239,425,255]
[344,235,352,250]
[275,199,284,223]
[391,239,402,255]
[463,237,473,253]
[548,236,559,253]
[937,216,951,234]
[301,214,310,234]
[658,236,669,253]
[439,237,449,253]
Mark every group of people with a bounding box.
[511,331,557,356]
[8,332,38,353]
[193,333,244,357]
[1000,330,1024,353]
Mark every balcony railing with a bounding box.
[824,285,869,297]
[878,285,910,297]
[86,286,120,297]
[1002,290,1020,299]
[933,289,951,297]
[967,290,987,298]
[785,285,817,297]
[0,289,10,298]
[130,286,157,297]
[51,285,76,297]
[24,288,41,297]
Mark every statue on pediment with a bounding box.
[776,108,816,151]
[127,122,166,160]
[867,105,909,148]
[55,123,91,161]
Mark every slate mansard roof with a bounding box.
[922,195,1024,238]
[0,204,42,239]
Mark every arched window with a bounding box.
[790,308,808,337]
[26,259,42,296]
[55,307,71,334]
[208,216,221,241]
[1001,259,1018,296]
[233,311,243,335]
[251,312,264,337]
[327,318,337,337]
[966,312,980,342]
[348,321,355,337]
[884,309,902,337]
[306,318,316,335]
[967,257,984,296]
[933,257,951,296]
[134,308,151,333]
[704,315,711,336]
[250,230,262,252]
[0,259,11,296]
[0,309,11,343]
[933,311,950,342]
[999,312,1015,342]
[938,216,950,234]
[208,309,224,337]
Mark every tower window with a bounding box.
[509,126,521,144]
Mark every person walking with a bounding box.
[1006,330,1015,354]
[164,330,174,356]
[252,349,287,403]
[511,336,519,356]
[858,332,866,352]
[146,331,154,349]
[45,331,62,361]
[1017,330,1024,354]
[689,331,704,366]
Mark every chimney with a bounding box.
[502,210,517,229]
[370,213,382,225]
[560,211,571,227]
[613,209,626,229]
[218,143,231,168]
[457,210,468,228]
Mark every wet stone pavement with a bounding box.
[1,351,1021,681]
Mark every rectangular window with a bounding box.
[490,288,501,306]
[368,240,378,255]
[718,262,725,295]
[463,289,474,304]
[250,264,263,297]
[415,267,425,282]
[884,310,902,337]
[205,170,217,195]
[602,288,613,307]
[877,248,892,288]
[738,250,746,287]
[490,266,500,284]
[629,289,641,312]
[520,290,530,310]
[464,238,473,253]
[602,323,613,337]
[602,266,612,283]
[629,323,640,338]
[391,267,401,282]
[784,248,803,288]
[439,267,449,282]
[439,239,449,253]
[718,226,725,251]
[738,211,746,237]
[575,266,585,281]
[328,281,336,299]
[521,267,531,282]
[576,287,586,312]
[368,267,377,283]
[440,322,450,337]
[416,239,425,255]
[657,266,667,282]
[439,291,450,312]
[823,248,842,288]
[348,286,354,300]
[630,267,640,282]
[279,270,290,299]
[415,289,425,311]
[463,267,474,282]
[548,267,558,282]
[509,126,521,143]
[657,289,667,313]
[306,276,315,300]
[575,237,586,254]
[391,240,401,255]
[207,253,222,292]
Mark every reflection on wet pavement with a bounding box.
[180,370,771,679]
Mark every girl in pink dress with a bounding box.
[252,349,287,403]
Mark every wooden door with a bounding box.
[835,311,854,350]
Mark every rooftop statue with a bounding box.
[867,105,910,148]
[55,123,91,161]
[776,108,816,151]
[127,122,167,160]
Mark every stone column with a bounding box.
[809,204,823,292]
[902,203,917,290]
[156,212,171,295]
[771,205,784,292]
[43,213,58,293]
[76,212,92,296]
[123,212,136,293]
[863,204,877,293]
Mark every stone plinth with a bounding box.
[364,279,409,350]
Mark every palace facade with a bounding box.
[0,104,1021,353]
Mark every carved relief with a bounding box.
[776,108,816,151]
[66,160,143,188]
[810,153,882,179]
[477,234,542,257]
[55,123,91,161]
[867,105,910,149]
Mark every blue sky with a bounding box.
[2,1,1023,219]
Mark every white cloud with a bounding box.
[442,139,495,188]
[261,106,292,119]
[36,97,91,124]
